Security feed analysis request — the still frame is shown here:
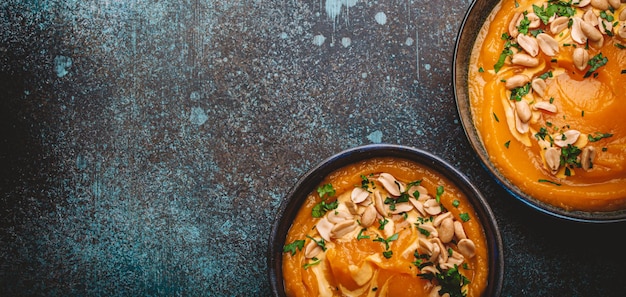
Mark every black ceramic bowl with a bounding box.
[268,144,503,296]
[453,0,626,223]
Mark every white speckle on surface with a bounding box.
[415,30,420,80]
[405,37,414,46]
[374,12,387,25]
[190,91,201,101]
[361,72,368,79]
[189,107,208,126]
[313,34,326,46]
[424,64,431,71]
[53,55,72,78]
[341,37,351,47]
[367,130,383,144]
[325,0,358,23]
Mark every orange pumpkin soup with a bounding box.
[469,0,626,211]
[282,157,489,297]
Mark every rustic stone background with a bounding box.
[1,0,625,295]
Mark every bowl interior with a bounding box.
[268,144,504,296]
[452,0,626,223]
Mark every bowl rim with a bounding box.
[452,0,626,223]
[267,143,504,296]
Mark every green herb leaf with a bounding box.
[312,200,339,218]
[360,174,375,190]
[493,112,500,122]
[584,53,608,78]
[494,41,515,73]
[435,265,471,297]
[459,213,471,222]
[317,183,336,198]
[539,179,561,186]
[560,144,582,168]
[306,235,327,251]
[504,140,511,148]
[373,233,399,251]
[510,83,532,101]
[588,132,613,142]
[378,218,389,230]
[283,239,305,256]
[303,257,321,269]
[357,228,370,240]
[436,186,444,203]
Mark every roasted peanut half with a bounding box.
[544,147,561,174]
[511,53,540,67]
[581,146,597,171]
[573,47,590,71]
[517,34,539,57]
[590,0,610,10]
[505,74,530,90]
[580,19,603,41]
[549,16,569,35]
[608,0,621,9]
[537,33,560,56]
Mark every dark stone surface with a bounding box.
[1,0,624,296]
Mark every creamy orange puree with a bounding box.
[469,0,626,211]
[282,157,489,297]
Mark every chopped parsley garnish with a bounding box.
[478,67,484,73]
[452,199,460,207]
[539,179,561,186]
[510,83,532,101]
[616,43,626,50]
[533,2,576,25]
[312,184,338,217]
[419,265,470,297]
[493,112,500,122]
[588,132,613,142]
[530,29,544,37]
[357,228,370,240]
[373,233,399,251]
[584,53,608,78]
[359,174,375,190]
[378,218,389,230]
[560,144,582,168]
[417,225,431,237]
[435,185,444,203]
[303,257,321,269]
[599,10,614,22]
[517,13,531,35]
[504,140,511,148]
[459,213,471,222]
[312,199,338,218]
[406,180,423,199]
[306,235,327,251]
[317,183,335,198]
[494,40,515,73]
[283,239,305,256]
[534,127,549,141]
[538,71,553,80]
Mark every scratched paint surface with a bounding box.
[1,0,625,296]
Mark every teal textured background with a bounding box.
[1,0,625,296]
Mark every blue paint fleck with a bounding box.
[367,130,383,143]
[189,107,208,126]
[54,55,72,77]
